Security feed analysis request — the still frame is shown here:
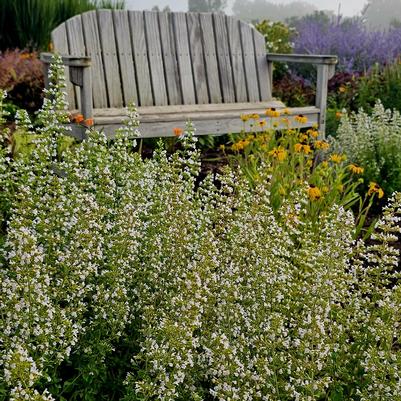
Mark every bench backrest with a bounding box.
[51,10,272,110]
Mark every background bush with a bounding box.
[0,0,125,51]
[0,50,44,114]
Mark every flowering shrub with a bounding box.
[293,17,401,72]
[334,101,401,197]
[1,57,401,401]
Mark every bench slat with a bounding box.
[226,17,247,102]
[214,14,235,103]
[81,11,108,108]
[187,13,209,104]
[158,12,182,105]
[98,10,124,108]
[113,10,138,106]
[199,13,222,104]
[240,21,260,102]
[144,11,168,106]
[129,11,153,106]
[52,24,76,109]
[253,29,272,101]
[173,12,196,105]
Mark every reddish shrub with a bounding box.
[0,50,44,112]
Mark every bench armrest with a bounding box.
[266,53,337,65]
[40,53,93,120]
[266,53,337,136]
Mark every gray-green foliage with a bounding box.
[0,0,125,50]
[1,58,401,401]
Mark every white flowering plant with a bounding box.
[1,56,401,401]
[334,101,401,198]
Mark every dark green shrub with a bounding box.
[0,0,125,51]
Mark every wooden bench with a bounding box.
[41,10,337,139]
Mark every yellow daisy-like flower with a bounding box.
[330,153,346,163]
[257,119,267,129]
[268,146,287,161]
[308,185,322,201]
[240,114,251,122]
[294,143,311,154]
[295,114,308,124]
[348,163,364,174]
[307,129,319,138]
[315,140,330,150]
[251,113,260,120]
[283,108,291,115]
[300,134,308,142]
[265,107,281,117]
[294,143,303,153]
[231,140,250,152]
[368,182,384,198]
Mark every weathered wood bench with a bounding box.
[41,10,337,139]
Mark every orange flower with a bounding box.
[173,127,184,137]
[72,114,84,123]
[84,118,94,127]
[335,111,343,119]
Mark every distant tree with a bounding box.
[151,5,171,11]
[362,0,401,29]
[188,0,227,12]
[232,0,316,22]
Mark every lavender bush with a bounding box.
[293,17,401,72]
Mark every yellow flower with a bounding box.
[348,163,364,174]
[251,113,260,120]
[240,114,251,122]
[338,86,347,93]
[315,140,330,150]
[300,134,308,142]
[268,146,287,161]
[307,129,319,138]
[231,140,249,152]
[322,186,329,193]
[281,117,290,126]
[219,144,225,152]
[368,182,384,198]
[308,185,322,201]
[295,114,308,124]
[330,153,346,163]
[283,108,291,115]
[294,143,311,154]
[306,159,313,167]
[294,143,303,153]
[257,119,267,129]
[265,107,281,117]
[320,160,329,169]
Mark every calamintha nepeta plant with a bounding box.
[0,56,401,401]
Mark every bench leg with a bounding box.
[316,64,329,137]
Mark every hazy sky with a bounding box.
[127,0,368,16]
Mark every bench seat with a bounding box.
[70,102,320,139]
